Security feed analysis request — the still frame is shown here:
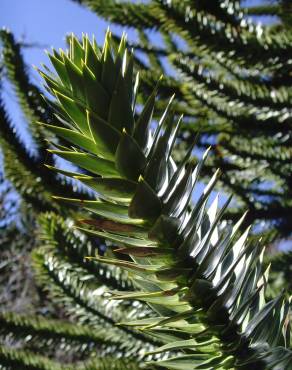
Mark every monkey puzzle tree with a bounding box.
[0,1,291,368]
[1,30,291,370]
[68,0,292,243]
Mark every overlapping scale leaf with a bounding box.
[40,31,292,370]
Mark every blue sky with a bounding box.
[0,0,138,67]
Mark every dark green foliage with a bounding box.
[0,30,88,213]
[0,311,121,349]
[0,345,141,370]
[245,1,292,30]
[0,29,53,156]
[265,249,292,298]
[37,32,292,369]
[0,30,154,368]
[0,209,157,366]
[70,0,292,242]
[0,2,291,369]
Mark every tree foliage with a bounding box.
[69,0,292,242]
[32,31,291,369]
[0,1,291,369]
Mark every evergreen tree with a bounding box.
[0,1,292,368]
[0,28,291,369]
[68,0,292,243]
